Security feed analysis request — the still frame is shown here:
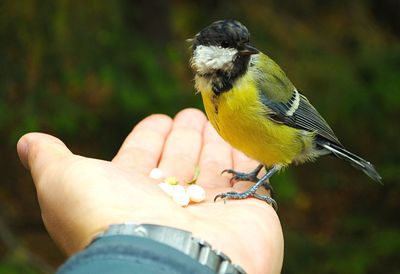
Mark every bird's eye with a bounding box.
[221,40,230,48]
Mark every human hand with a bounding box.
[17,108,283,274]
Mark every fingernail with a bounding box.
[17,137,29,169]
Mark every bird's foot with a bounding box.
[221,164,263,183]
[214,191,278,211]
[222,168,259,182]
[221,165,274,197]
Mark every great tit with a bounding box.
[189,20,381,210]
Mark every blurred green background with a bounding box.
[1,0,399,273]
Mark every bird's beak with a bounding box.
[239,44,259,56]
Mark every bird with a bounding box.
[189,20,381,210]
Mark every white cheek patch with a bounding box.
[192,45,238,74]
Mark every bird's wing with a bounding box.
[253,54,341,146]
[260,90,342,146]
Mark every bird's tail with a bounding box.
[319,142,382,183]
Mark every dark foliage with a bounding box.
[0,0,399,273]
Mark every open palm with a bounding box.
[17,108,283,274]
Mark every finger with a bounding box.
[17,133,75,186]
[197,122,233,188]
[112,114,172,174]
[232,148,262,173]
[158,108,207,182]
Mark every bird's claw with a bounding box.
[213,191,237,203]
[221,168,259,183]
[214,191,278,211]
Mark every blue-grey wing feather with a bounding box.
[260,91,342,146]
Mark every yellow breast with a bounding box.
[197,74,303,166]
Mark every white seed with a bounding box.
[158,182,174,197]
[172,184,186,194]
[172,188,190,207]
[149,168,164,180]
[186,184,206,203]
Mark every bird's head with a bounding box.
[189,20,259,77]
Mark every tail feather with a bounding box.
[319,142,382,183]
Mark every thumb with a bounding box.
[17,133,74,184]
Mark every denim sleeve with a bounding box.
[57,235,214,274]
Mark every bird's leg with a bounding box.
[262,166,274,198]
[222,163,264,183]
[215,165,280,211]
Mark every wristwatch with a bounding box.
[95,223,246,274]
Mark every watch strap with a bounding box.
[95,223,246,274]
